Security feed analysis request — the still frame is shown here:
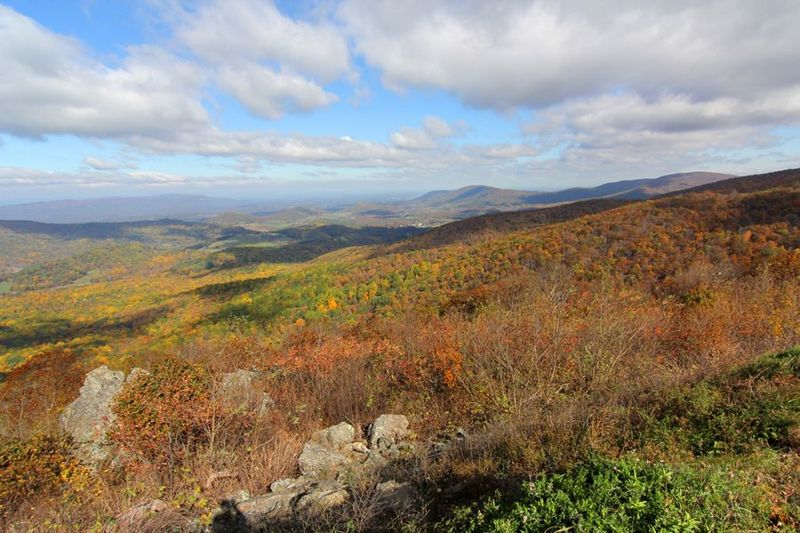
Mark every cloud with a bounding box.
[0,166,251,189]
[83,157,123,171]
[2,1,800,193]
[0,6,208,138]
[422,116,455,137]
[390,115,464,150]
[519,90,800,175]
[527,91,800,138]
[337,0,800,180]
[217,62,338,119]
[175,0,349,119]
[178,0,350,82]
[340,0,800,109]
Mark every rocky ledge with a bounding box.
[208,414,418,531]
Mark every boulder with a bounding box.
[298,441,353,478]
[203,415,419,529]
[220,369,259,395]
[220,369,273,415]
[295,480,349,514]
[270,477,313,494]
[59,365,125,466]
[236,492,298,521]
[313,421,356,450]
[347,441,369,455]
[369,414,410,450]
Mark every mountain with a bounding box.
[663,167,800,195]
[404,185,535,209]
[520,171,733,205]
[400,169,797,252]
[0,194,245,223]
[362,172,733,221]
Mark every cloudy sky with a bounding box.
[2,0,800,202]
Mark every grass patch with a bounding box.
[641,347,800,456]
[437,455,775,532]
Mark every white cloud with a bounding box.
[0,6,208,138]
[2,1,800,193]
[337,0,800,179]
[422,116,455,138]
[340,0,800,109]
[178,0,350,82]
[84,157,123,171]
[217,62,338,119]
[175,0,349,119]
[520,90,800,175]
[390,115,464,150]
[527,91,800,138]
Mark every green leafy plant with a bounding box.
[437,456,771,532]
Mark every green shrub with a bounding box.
[734,346,800,380]
[437,456,771,532]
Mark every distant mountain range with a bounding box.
[0,172,733,225]
[0,194,245,224]
[520,172,734,204]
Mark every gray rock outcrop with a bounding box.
[298,422,358,478]
[369,414,410,451]
[210,414,418,530]
[220,369,274,415]
[61,365,270,468]
[59,365,126,466]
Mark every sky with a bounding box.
[2,0,800,203]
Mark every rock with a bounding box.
[369,414,410,450]
[347,441,370,455]
[220,369,274,415]
[125,367,149,385]
[228,490,251,504]
[117,499,169,530]
[59,365,125,466]
[295,480,349,514]
[221,369,260,395]
[298,441,353,478]
[206,416,418,529]
[375,480,417,513]
[237,492,297,519]
[270,477,313,494]
[313,422,356,450]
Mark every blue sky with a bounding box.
[1,0,800,203]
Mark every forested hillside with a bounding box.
[0,169,798,531]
